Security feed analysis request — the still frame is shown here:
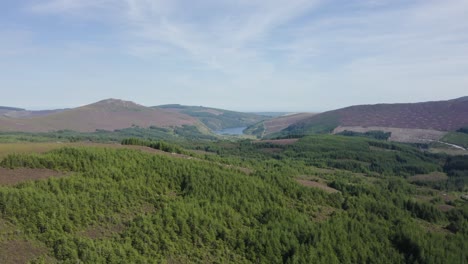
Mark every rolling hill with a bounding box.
[1,109,67,118]
[245,112,317,138]
[0,106,25,116]
[277,97,468,142]
[0,99,203,133]
[155,104,269,131]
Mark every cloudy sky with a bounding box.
[1,0,467,111]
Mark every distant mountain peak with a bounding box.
[86,98,145,110]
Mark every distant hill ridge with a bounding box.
[0,99,201,133]
[281,97,468,138]
[155,104,268,131]
[0,106,25,111]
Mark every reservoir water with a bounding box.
[214,127,247,135]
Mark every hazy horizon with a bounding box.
[2,95,467,114]
[1,0,467,112]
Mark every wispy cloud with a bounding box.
[26,0,323,71]
[28,0,114,13]
[3,0,467,110]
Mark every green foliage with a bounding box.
[456,127,468,134]
[277,135,441,176]
[0,134,466,263]
[243,122,265,138]
[443,156,468,191]
[121,138,188,154]
[0,125,216,144]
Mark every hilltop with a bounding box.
[155,104,268,131]
[0,99,202,133]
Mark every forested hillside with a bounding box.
[156,104,268,131]
[0,135,466,263]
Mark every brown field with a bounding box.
[0,168,68,186]
[295,179,339,193]
[408,172,448,182]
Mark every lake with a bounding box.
[214,127,247,135]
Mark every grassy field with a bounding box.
[0,135,467,263]
[441,132,468,148]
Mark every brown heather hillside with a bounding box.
[284,97,468,136]
[0,99,201,132]
[337,97,468,131]
[2,109,66,118]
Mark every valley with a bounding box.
[2,1,467,262]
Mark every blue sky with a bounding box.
[1,0,467,111]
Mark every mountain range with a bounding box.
[0,99,266,134]
[1,97,467,144]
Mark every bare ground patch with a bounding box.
[0,240,50,264]
[0,168,69,186]
[81,223,126,240]
[437,204,455,212]
[333,126,447,143]
[416,219,451,234]
[0,218,19,241]
[312,206,336,222]
[409,172,448,182]
[256,138,299,145]
[80,203,156,240]
[296,179,339,193]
